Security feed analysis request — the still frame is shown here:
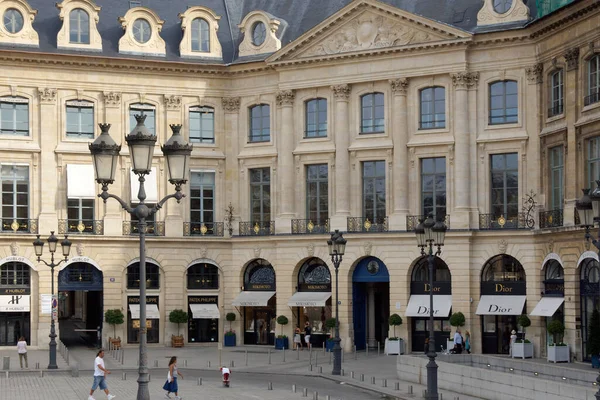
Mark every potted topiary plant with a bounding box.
[513,314,533,359]
[589,309,600,368]
[224,312,236,347]
[325,317,337,352]
[169,309,188,347]
[547,319,569,363]
[275,315,289,350]
[104,309,124,349]
[448,312,465,353]
[386,313,404,355]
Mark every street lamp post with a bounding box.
[89,118,192,400]
[414,214,447,400]
[576,184,600,399]
[327,229,346,376]
[32,231,72,369]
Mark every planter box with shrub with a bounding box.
[547,344,569,363]
[384,338,404,355]
[512,340,533,359]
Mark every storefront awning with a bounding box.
[405,295,452,317]
[129,304,160,319]
[530,297,564,317]
[190,303,220,319]
[287,292,331,307]
[231,291,275,307]
[476,295,526,315]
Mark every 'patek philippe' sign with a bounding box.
[188,296,218,304]
[0,294,30,312]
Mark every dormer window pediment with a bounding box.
[477,0,530,27]
[118,7,165,57]
[178,6,222,59]
[56,0,102,52]
[238,11,281,58]
[0,0,38,48]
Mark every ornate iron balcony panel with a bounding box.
[478,213,532,230]
[239,221,275,236]
[548,103,563,118]
[58,219,104,235]
[183,221,224,236]
[406,215,451,231]
[123,221,165,236]
[584,91,600,107]
[291,219,329,234]
[347,217,388,233]
[1,218,38,234]
[538,209,563,229]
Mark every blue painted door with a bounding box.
[353,282,367,350]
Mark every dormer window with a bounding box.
[133,18,151,43]
[238,11,281,57]
[69,8,89,44]
[191,18,209,52]
[252,22,266,46]
[4,9,23,33]
[493,0,513,13]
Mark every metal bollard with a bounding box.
[326,396,330,400]
[440,394,443,400]
[354,345,357,360]
[40,370,44,378]
[313,392,318,400]
[318,366,322,373]
[409,385,413,394]
[323,342,325,354]
[267,382,273,390]
[303,388,308,397]
[197,377,202,386]
[309,364,313,371]
[3,356,11,370]
[296,347,300,360]
[382,379,387,387]
[5,371,8,378]
[378,341,380,357]
[230,360,235,368]
[154,360,158,367]
[207,361,211,368]
[35,362,40,369]
[423,390,428,398]
[394,382,400,391]
[122,372,127,380]
[184,359,187,367]
[121,349,125,364]
[66,348,69,364]
[315,351,318,367]
[283,348,286,362]
[292,384,296,393]
[360,373,364,382]
[351,371,355,379]
[148,374,151,382]
[366,345,369,357]
[341,368,344,376]
[246,349,249,366]
[329,351,332,365]
[371,376,375,384]
[268,349,271,364]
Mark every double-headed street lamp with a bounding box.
[32,231,72,369]
[89,117,192,400]
[327,229,346,376]
[576,183,600,399]
[414,214,447,400]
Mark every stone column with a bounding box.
[275,90,295,234]
[101,92,125,236]
[37,88,59,233]
[330,84,351,231]
[564,47,580,226]
[389,78,409,230]
[525,64,543,228]
[222,97,241,236]
[451,72,478,229]
[164,95,184,237]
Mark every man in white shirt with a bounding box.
[453,329,463,354]
[89,350,115,400]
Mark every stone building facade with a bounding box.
[0,0,598,361]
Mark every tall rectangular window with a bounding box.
[69,9,90,44]
[129,104,156,135]
[489,80,518,124]
[0,97,28,136]
[549,146,564,210]
[305,99,327,138]
[249,104,270,142]
[419,87,445,129]
[250,168,270,222]
[306,164,328,223]
[189,106,214,143]
[66,101,94,138]
[588,137,600,190]
[67,199,94,232]
[190,171,215,226]
[549,70,564,117]
[362,161,386,221]
[1,165,29,231]
[490,153,519,218]
[421,157,446,218]
[360,93,384,134]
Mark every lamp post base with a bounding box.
[332,337,342,375]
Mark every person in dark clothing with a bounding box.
[304,321,312,350]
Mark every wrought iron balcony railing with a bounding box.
[347,217,388,233]
[58,219,104,235]
[239,221,275,236]
[291,219,329,234]
[548,103,564,117]
[538,209,563,229]
[183,221,224,236]
[478,213,533,230]
[122,221,165,236]
[406,215,451,231]
[1,218,38,234]
[585,91,600,107]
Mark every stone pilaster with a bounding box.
[525,65,542,228]
[101,92,124,236]
[388,78,409,230]
[564,47,580,226]
[163,94,184,237]
[330,84,351,231]
[275,90,295,233]
[37,88,59,233]
[222,97,241,236]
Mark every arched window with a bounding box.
[360,92,384,134]
[127,262,160,289]
[69,8,90,44]
[298,258,330,285]
[248,104,270,142]
[411,256,451,282]
[481,254,525,282]
[489,80,518,124]
[132,18,151,44]
[581,258,600,284]
[544,259,564,281]
[419,87,445,129]
[0,262,30,286]
[587,55,600,106]
[187,263,219,289]
[305,98,327,138]
[191,18,209,52]
[244,259,275,289]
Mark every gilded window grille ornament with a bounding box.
[497,215,506,227]
[11,219,19,232]
[200,223,208,235]
[307,220,314,232]
[364,218,372,231]
[77,222,85,233]
[253,223,260,234]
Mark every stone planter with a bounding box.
[275,337,288,350]
[512,342,533,359]
[547,344,569,363]
[385,338,404,355]
[171,335,184,348]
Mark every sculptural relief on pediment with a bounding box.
[299,12,441,58]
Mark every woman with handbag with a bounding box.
[163,356,184,399]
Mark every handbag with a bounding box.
[167,371,172,383]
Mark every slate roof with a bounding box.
[11,0,541,64]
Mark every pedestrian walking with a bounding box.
[89,350,115,400]
[465,330,471,354]
[509,329,517,356]
[294,326,303,350]
[16,336,28,369]
[304,321,312,350]
[452,328,463,354]
[163,356,184,399]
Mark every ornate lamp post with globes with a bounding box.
[88,117,192,400]
[327,229,346,376]
[414,214,446,400]
[32,231,72,369]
